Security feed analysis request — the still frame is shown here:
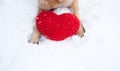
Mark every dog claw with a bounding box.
[37,42,39,44]
[28,40,39,44]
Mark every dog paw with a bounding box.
[77,31,84,37]
[77,25,85,37]
[28,34,40,44]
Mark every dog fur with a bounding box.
[29,0,85,44]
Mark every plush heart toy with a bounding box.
[36,10,80,41]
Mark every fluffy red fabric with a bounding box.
[36,11,80,41]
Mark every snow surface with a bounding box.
[0,0,120,71]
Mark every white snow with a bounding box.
[0,0,120,71]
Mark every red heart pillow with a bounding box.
[36,11,80,41]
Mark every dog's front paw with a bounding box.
[77,25,85,37]
[28,34,40,44]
